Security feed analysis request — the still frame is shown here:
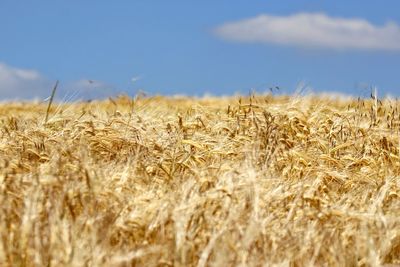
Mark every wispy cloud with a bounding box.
[131,76,142,83]
[214,13,400,51]
[62,79,118,101]
[0,62,121,101]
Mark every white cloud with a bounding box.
[0,62,51,99]
[214,13,400,51]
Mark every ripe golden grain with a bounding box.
[0,94,399,266]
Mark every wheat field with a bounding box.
[0,94,399,266]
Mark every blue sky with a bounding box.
[1,1,400,100]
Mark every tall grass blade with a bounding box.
[45,80,59,124]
